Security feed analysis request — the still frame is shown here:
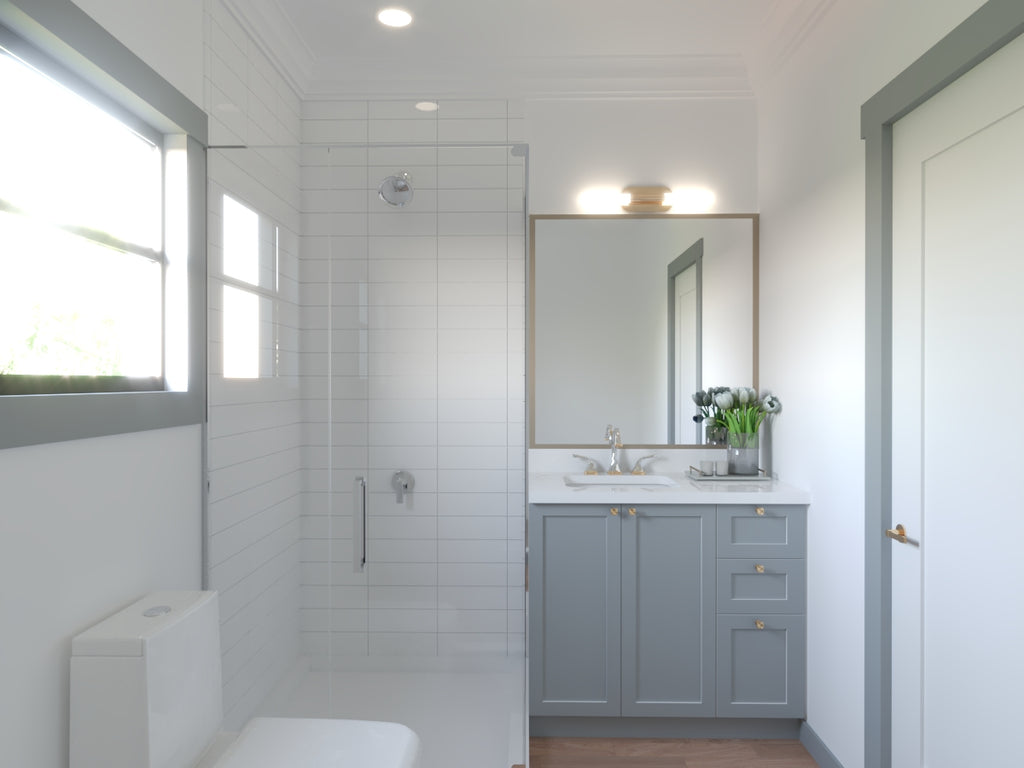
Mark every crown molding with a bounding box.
[219,0,313,96]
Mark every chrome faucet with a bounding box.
[605,425,623,475]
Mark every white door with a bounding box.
[891,32,1024,768]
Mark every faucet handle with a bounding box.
[572,454,602,475]
[630,455,657,475]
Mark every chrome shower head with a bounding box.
[378,171,413,207]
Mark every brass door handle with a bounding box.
[886,524,920,547]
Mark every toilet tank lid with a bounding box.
[72,590,216,657]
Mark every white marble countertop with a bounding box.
[527,472,811,505]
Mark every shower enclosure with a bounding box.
[205,104,528,768]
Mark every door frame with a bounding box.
[860,1,1024,765]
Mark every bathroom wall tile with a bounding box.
[368,118,438,143]
[369,609,437,633]
[369,585,437,610]
[438,164,509,189]
[437,305,507,329]
[437,516,507,541]
[369,633,438,656]
[437,260,507,283]
[368,305,437,329]
[301,119,368,144]
[437,539,508,564]
[437,398,507,423]
[438,563,507,587]
[368,145,436,166]
[369,376,437,401]
[367,235,437,261]
[438,634,508,656]
[438,235,510,260]
[438,446,507,470]
[437,118,508,143]
[302,100,368,120]
[368,421,437,446]
[437,188,509,213]
[370,539,437,564]
[437,328,506,356]
[437,609,507,633]
[437,422,507,446]
[438,212,509,237]
[370,283,437,307]
[437,100,508,119]
[437,493,508,517]
[438,282,508,306]
[369,515,437,541]
[367,563,438,586]
[369,258,437,284]
[368,212,437,238]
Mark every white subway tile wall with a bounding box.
[204,0,526,728]
[300,99,526,662]
[205,0,304,731]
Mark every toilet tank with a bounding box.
[70,591,224,768]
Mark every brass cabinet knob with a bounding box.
[628,507,637,516]
[755,563,765,574]
[610,507,619,516]
[755,506,766,516]
[755,619,765,630]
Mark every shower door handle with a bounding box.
[353,476,367,572]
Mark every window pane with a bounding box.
[223,195,259,285]
[223,285,259,378]
[0,48,161,250]
[0,211,162,376]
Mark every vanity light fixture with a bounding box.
[622,185,672,213]
[377,8,412,27]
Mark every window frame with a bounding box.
[0,0,207,450]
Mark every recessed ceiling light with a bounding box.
[415,101,439,112]
[377,8,412,27]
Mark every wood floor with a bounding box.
[529,738,820,767]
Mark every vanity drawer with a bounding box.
[716,558,806,614]
[717,506,806,558]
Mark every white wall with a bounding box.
[0,426,203,768]
[0,5,207,768]
[756,1,987,766]
[525,97,757,214]
[70,0,205,107]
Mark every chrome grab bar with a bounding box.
[353,476,366,572]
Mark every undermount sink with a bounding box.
[563,473,678,487]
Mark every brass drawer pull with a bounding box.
[628,507,637,516]
[610,507,619,516]
[755,563,765,574]
[755,506,766,516]
[755,619,765,630]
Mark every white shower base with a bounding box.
[256,656,526,768]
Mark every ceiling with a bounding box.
[227,0,836,98]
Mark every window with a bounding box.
[0,7,207,450]
[220,194,279,379]
[0,37,169,393]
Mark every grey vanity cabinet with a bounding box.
[529,504,715,717]
[715,505,807,718]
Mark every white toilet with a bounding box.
[69,590,420,768]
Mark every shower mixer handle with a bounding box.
[392,470,414,503]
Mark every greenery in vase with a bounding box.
[692,386,782,434]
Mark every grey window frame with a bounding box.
[0,0,207,449]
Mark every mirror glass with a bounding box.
[530,214,758,447]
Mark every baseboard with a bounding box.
[530,716,802,739]
[799,721,845,768]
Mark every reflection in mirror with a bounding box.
[530,214,757,447]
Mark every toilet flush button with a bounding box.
[143,605,173,618]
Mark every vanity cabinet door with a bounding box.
[621,505,715,717]
[715,614,806,718]
[528,504,621,716]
